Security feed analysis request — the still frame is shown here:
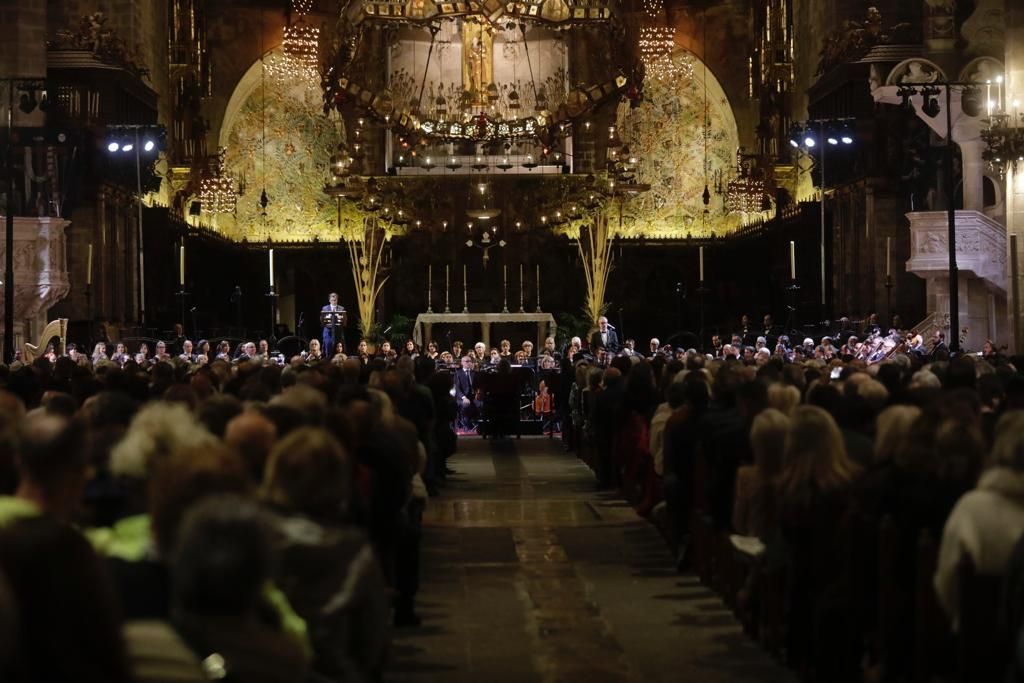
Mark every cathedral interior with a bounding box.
[0,1,1021,351]
[5,4,1024,683]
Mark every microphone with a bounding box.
[383,326,392,335]
[606,323,616,330]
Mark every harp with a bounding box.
[22,319,68,362]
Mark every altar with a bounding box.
[413,311,557,350]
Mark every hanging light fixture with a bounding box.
[199,148,237,214]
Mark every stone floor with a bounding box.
[385,436,796,683]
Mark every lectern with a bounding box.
[320,308,347,352]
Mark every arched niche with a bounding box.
[615,49,742,238]
[214,48,346,242]
[885,58,947,86]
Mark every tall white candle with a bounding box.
[699,246,705,282]
[997,75,1003,112]
[179,245,185,286]
[86,243,93,286]
[886,237,891,277]
[789,241,796,280]
[445,265,450,310]
[268,248,274,289]
[536,264,541,309]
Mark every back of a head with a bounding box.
[750,408,790,475]
[263,426,350,518]
[0,515,130,682]
[17,413,87,493]
[602,366,622,388]
[110,402,216,480]
[990,410,1024,472]
[767,383,801,416]
[148,443,252,559]
[197,393,243,438]
[225,410,279,484]
[874,405,922,464]
[780,405,854,498]
[171,495,273,618]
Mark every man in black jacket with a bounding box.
[453,355,478,430]
[589,316,619,354]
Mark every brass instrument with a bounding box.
[22,319,68,362]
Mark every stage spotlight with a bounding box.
[827,136,839,145]
[122,142,134,152]
[18,90,37,114]
[804,136,816,147]
[921,88,941,118]
[961,86,983,117]
[841,135,854,144]
[789,138,799,148]
[143,139,156,152]
[107,141,120,152]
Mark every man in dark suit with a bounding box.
[453,355,478,430]
[589,316,619,354]
[321,292,345,355]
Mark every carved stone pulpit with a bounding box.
[0,216,71,355]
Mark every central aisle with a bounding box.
[385,436,796,683]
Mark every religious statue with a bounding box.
[462,21,493,106]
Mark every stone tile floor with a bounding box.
[384,436,796,683]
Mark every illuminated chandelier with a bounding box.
[639,27,691,83]
[268,0,320,81]
[726,152,767,214]
[199,148,237,214]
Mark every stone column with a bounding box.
[959,139,987,212]
[1007,6,1024,351]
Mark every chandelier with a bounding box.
[278,16,320,79]
[199,148,237,214]
[639,27,691,83]
[726,151,768,214]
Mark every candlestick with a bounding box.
[445,265,450,312]
[519,263,524,312]
[886,237,891,277]
[268,248,275,290]
[536,264,541,312]
[789,240,796,280]
[463,264,468,312]
[179,245,185,286]
[86,243,93,286]
[987,80,992,118]
[427,264,433,312]
[699,245,704,282]
[997,75,1003,113]
[502,264,509,313]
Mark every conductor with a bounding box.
[321,292,345,354]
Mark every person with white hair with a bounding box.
[935,411,1024,626]
[648,337,660,357]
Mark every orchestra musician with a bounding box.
[321,292,345,355]
[454,355,479,429]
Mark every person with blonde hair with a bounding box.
[873,405,921,465]
[776,405,861,676]
[733,408,790,537]
[767,383,801,417]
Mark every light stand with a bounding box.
[697,282,709,352]
[174,289,189,338]
[266,288,279,347]
[785,280,801,335]
[885,275,893,325]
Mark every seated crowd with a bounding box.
[3,309,1023,682]
[556,317,1024,682]
[0,347,459,682]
